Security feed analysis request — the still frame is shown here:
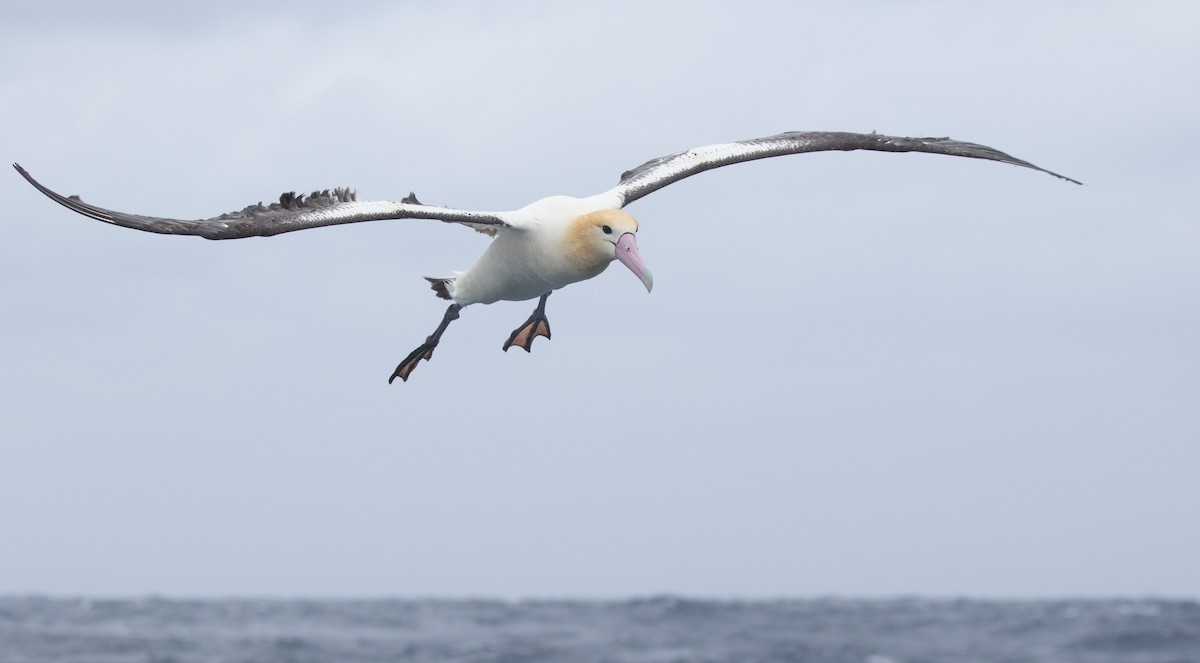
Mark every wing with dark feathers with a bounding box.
[13,164,510,239]
[605,130,1081,208]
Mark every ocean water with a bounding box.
[1,596,1197,663]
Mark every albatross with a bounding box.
[14,130,1079,383]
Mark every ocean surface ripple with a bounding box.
[2,596,1197,663]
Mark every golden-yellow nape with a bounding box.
[563,209,640,277]
[578,208,639,233]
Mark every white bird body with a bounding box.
[14,130,1079,382]
[453,195,617,305]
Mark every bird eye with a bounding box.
[602,225,613,234]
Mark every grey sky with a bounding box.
[2,1,1196,598]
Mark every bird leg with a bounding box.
[503,292,552,352]
[389,303,462,383]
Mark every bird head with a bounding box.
[566,209,653,292]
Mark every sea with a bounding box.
[1,596,1197,663]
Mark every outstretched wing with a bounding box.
[13,164,511,240]
[602,130,1081,208]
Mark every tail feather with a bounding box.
[424,277,454,301]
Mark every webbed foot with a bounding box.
[502,293,552,353]
[389,344,436,383]
[389,303,461,384]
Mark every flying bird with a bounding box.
[14,130,1079,383]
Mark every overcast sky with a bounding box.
[2,1,1196,599]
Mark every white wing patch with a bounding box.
[604,131,1080,208]
[14,164,511,240]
